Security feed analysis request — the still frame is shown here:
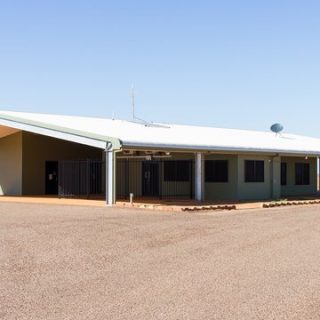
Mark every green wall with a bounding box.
[116,153,195,199]
[205,154,238,201]
[237,155,273,200]
[116,152,319,201]
[116,160,143,198]
[281,156,317,197]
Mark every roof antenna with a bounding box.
[128,84,170,129]
[131,84,135,120]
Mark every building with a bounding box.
[0,110,319,205]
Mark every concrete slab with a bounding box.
[0,196,105,207]
[1,196,320,212]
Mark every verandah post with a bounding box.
[105,144,115,206]
[195,152,204,202]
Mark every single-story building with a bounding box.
[0,110,319,205]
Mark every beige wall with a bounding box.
[22,132,102,195]
[281,156,317,197]
[0,132,23,195]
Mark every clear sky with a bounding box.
[1,1,320,136]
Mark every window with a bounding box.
[245,160,264,182]
[295,163,310,185]
[164,160,190,182]
[205,160,228,182]
[281,162,287,186]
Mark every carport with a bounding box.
[0,113,121,205]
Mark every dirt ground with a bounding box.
[1,202,320,320]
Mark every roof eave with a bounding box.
[122,141,320,157]
[0,114,122,150]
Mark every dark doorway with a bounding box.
[142,161,159,197]
[45,161,59,195]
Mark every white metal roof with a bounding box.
[0,110,320,155]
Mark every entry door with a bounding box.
[142,161,159,197]
[45,161,59,195]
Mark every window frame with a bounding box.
[281,162,287,186]
[295,163,310,186]
[205,160,229,183]
[163,160,191,182]
[244,160,265,183]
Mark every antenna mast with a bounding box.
[131,84,135,120]
[127,86,170,128]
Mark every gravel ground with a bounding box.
[1,202,320,320]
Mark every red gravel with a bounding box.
[1,202,320,320]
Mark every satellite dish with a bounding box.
[270,123,284,134]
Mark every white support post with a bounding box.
[195,152,204,202]
[105,147,115,206]
[317,157,320,193]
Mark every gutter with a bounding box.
[122,141,320,157]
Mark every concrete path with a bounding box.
[0,195,106,206]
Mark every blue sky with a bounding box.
[1,1,320,136]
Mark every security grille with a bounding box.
[58,160,105,198]
[117,159,194,200]
[57,158,194,200]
